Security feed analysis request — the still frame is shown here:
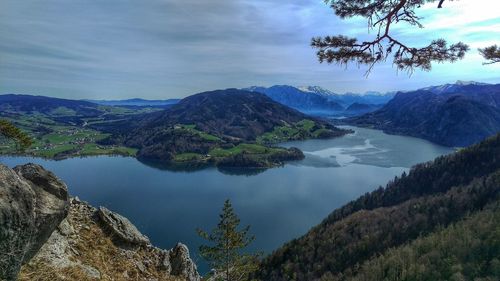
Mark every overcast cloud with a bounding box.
[0,0,499,99]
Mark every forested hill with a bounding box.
[137,89,337,141]
[346,83,500,147]
[103,89,349,166]
[256,133,500,281]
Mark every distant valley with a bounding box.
[0,94,160,159]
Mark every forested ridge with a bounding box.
[344,202,500,281]
[256,133,500,281]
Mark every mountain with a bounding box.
[85,98,180,107]
[299,86,395,105]
[109,89,349,165]
[245,85,395,116]
[255,133,500,281]
[297,86,338,97]
[135,89,341,141]
[246,85,344,114]
[346,83,500,147]
[421,80,491,94]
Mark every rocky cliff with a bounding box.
[0,163,200,281]
[18,197,200,281]
[0,163,69,281]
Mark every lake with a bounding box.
[0,127,453,273]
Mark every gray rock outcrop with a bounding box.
[97,206,150,246]
[21,197,201,281]
[170,243,201,281]
[0,163,69,281]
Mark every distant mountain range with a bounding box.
[245,85,393,116]
[346,82,500,147]
[85,98,180,107]
[421,80,491,94]
[245,85,344,114]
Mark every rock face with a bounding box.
[170,243,200,281]
[1,162,200,281]
[0,163,69,281]
[19,198,201,281]
[97,206,150,246]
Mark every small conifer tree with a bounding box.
[0,120,33,151]
[197,199,260,281]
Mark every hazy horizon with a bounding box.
[1,0,499,100]
[2,79,500,101]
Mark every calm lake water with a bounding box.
[0,127,453,273]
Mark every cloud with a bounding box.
[0,0,498,99]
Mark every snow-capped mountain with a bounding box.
[244,85,393,116]
[244,85,344,114]
[421,80,491,94]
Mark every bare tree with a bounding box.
[312,0,497,75]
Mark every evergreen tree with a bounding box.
[0,120,32,151]
[197,199,260,281]
[479,45,500,65]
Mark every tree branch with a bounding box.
[313,0,469,74]
[479,45,500,65]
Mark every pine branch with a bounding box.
[314,0,469,74]
[479,45,500,65]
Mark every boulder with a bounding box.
[0,163,69,281]
[97,206,150,246]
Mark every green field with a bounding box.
[177,124,221,142]
[171,143,288,165]
[0,108,140,159]
[257,119,330,143]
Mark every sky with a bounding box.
[0,0,499,99]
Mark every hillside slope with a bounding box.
[346,83,500,146]
[256,133,500,281]
[342,202,500,281]
[0,94,102,118]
